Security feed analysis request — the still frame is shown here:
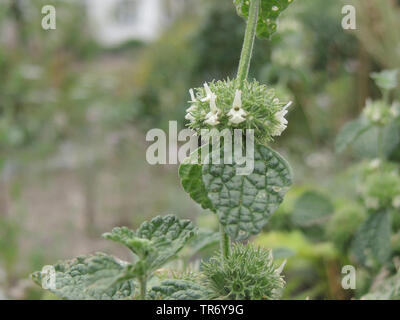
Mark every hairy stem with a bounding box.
[139,276,147,300]
[220,224,230,260]
[236,0,260,89]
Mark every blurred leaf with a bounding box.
[149,279,210,300]
[335,118,371,153]
[31,253,136,300]
[362,270,400,300]
[254,230,338,261]
[352,123,400,158]
[292,191,334,227]
[351,211,391,268]
[202,144,292,240]
[371,69,398,92]
[233,0,295,39]
[188,229,220,255]
[104,215,196,272]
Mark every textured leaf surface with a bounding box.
[291,191,334,227]
[149,280,210,300]
[234,0,295,39]
[179,162,214,210]
[202,144,292,240]
[31,253,135,300]
[335,118,371,153]
[104,215,196,271]
[351,211,391,267]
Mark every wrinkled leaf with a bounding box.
[335,118,371,153]
[234,0,295,39]
[351,211,391,268]
[179,162,214,211]
[291,191,334,227]
[104,215,196,272]
[31,253,136,300]
[202,144,292,240]
[149,280,211,300]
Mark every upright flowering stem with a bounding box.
[236,0,260,89]
[139,276,147,300]
[219,0,260,260]
[220,224,230,260]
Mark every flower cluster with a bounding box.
[358,161,400,211]
[185,79,292,143]
[362,99,399,126]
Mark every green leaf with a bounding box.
[104,215,196,272]
[31,253,136,300]
[233,0,295,39]
[149,280,211,300]
[202,144,292,240]
[335,118,371,153]
[188,229,220,255]
[371,69,398,92]
[291,191,334,227]
[351,211,391,268]
[361,270,400,300]
[352,123,400,158]
[179,162,214,211]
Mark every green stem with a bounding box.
[378,126,385,163]
[236,0,260,89]
[220,224,230,260]
[139,276,147,300]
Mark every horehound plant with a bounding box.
[32,0,295,300]
[335,69,400,298]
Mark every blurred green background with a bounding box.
[0,0,399,300]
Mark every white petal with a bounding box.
[189,88,196,102]
[276,259,287,275]
[186,105,197,113]
[185,113,195,121]
[210,93,218,113]
[232,89,242,108]
[229,114,246,124]
[201,82,213,102]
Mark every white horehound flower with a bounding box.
[185,89,197,123]
[271,101,292,136]
[201,82,214,102]
[227,90,247,124]
[204,93,220,126]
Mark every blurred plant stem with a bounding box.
[236,0,260,89]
